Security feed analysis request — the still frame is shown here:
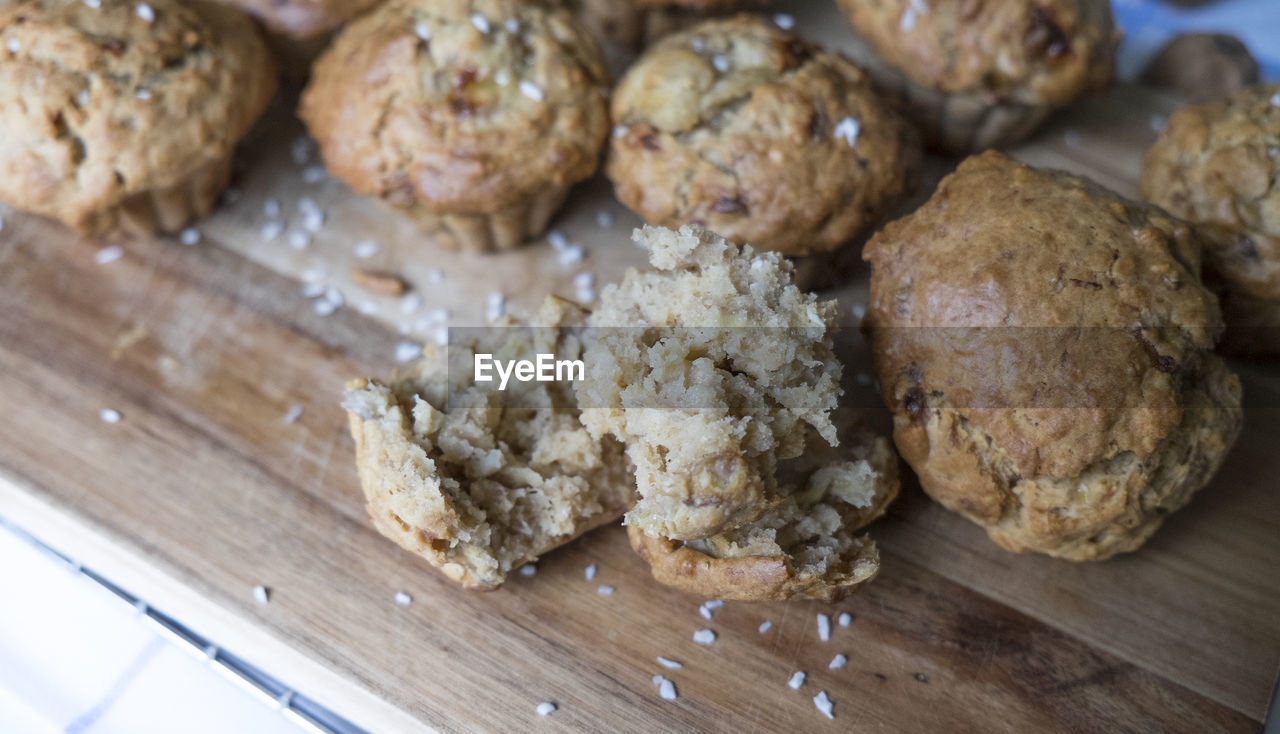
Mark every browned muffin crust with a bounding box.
[865,151,1243,561]
[837,0,1115,105]
[608,15,920,258]
[1141,84,1280,302]
[211,0,381,39]
[300,0,610,220]
[0,0,276,235]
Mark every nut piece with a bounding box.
[351,268,409,296]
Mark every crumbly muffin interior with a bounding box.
[343,298,633,589]
[578,225,842,539]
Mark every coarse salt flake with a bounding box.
[656,677,677,701]
[817,613,831,641]
[834,117,860,147]
[135,3,154,22]
[94,245,123,265]
[788,671,806,690]
[414,21,431,40]
[179,227,200,245]
[773,13,795,29]
[252,585,269,604]
[837,612,852,627]
[712,55,729,72]
[657,657,682,670]
[353,240,379,258]
[758,621,772,634]
[519,80,544,102]
[536,702,556,716]
[395,341,423,363]
[394,591,412,605]
[519,564,537,576]
[6,38,19,53]
[282,404,304,424]
[813,691,835,719]
[471,13,490,33]
[259,221,283,242]
[692,629,716,645]
[830,654,848,669]
[597,585,615,595]
[584,563,597,580]
[99,408,122,424]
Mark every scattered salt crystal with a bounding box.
[287,230,311,249]
[817,613,831,642]
[547,230,569,251]
[657,657,682,670]
[252,585,269,604]
[690,37,705,51]
[699,605,712,620]
[357,301,379,315]
[612,125,627,139]
[282,405,304,424]
[486,292,506,321]
[519,564,537,576]
[829,654,848,669]
[494,69,510,87]
[427,325,448,346]
[834,117,861,148]
[692,629,716,645]
[535,702,556,716]
[94,245,123,265]
[84,0,101,7]
[712,55,729,72]
[900,7,917,32]
[259,221,283,242]
[837,612,852,627]
[656,677,677,701]
[99,408,122,424]
[573,271,594,290]
[758,621,772,634]
[813,690,835,719]
[584,563,597,580]
[6,38,20,53]
[788,671,806,690]
[135,2,154,23]
[395,341,423,363]
[1270,93,1280,108]
[313,299,337,316]
[179,227,200,245]
[850,303,866,319]
[504,18,519,33]
[400,293,422,314]
[597,585,615,595]
[353,240,379,258]
[264,198,281,219]
[425,268,444,284]
[519,80,544,102]
[76,89,90,107]
[135,88,151,100]
[414,21,431,40]
[705,600,723,610]
[323,286,344,308]
[302,165,327,184]
[290,136,313,165]
[773,13,795,29]
[471,13,490,33]
[394,591,412,606]
[558,244,584,267]
[1150,114,1167,133]
[595,210,614,228]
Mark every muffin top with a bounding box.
[0,0,275,231]
[865,151,1223,481]
[608,15,920,256]
[211,0,382,39]
[836,0,1116,105]
[299,0,610,215]
[1141,84,1280,300]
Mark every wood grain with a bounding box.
[1,2,1278,731]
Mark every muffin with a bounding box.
[864,151,1243,561]
[300,0,611,253]
[577,225,845,540]
[835,0,1117,153]
[0,0,276,236]
[1140,84,1280,356]
[629,423,898,601]
[210,0,383,76]
[607,15,920,286]
[343,297,634,590]
[558,0,768,55]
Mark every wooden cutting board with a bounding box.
[1,2,1277,732]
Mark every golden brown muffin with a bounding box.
[835,0,1116,153]
[577,225,844,540]
[1140,84,1280,356]
[211,0,381,39]
[864,151,1243,561]
[629,424,898,601]
[607,15,920,282]
[299,0,610,253]
[342,297,635,590]
[0,0,276,236]
[557,0,767,55]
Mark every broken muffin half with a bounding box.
[343,297,634,589]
